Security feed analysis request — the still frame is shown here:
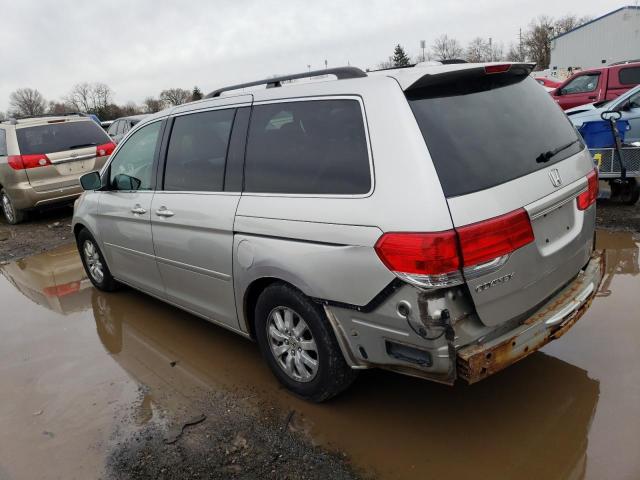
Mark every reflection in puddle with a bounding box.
[1,230,639,480]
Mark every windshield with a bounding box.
[408,75,583,197]
[16,120,109,155]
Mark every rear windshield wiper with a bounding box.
[68,143,97,150]
[536,139,581,163]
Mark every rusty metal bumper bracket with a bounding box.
[457,250,604,384]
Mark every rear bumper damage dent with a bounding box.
[456,250,604,384]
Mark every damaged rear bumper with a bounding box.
[457,250,604,383]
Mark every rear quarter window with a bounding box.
[244,99,371,195]
[619,66,640,85]
[16,120,109,155]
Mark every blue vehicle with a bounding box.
[567,84,640,144]
[572,105,640,205]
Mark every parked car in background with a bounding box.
[0,114,114,224]
[550,61,640,110]
[73,62,602,401]
[107,114,148,144]
[535,77,562,91]
[567,84,640,143]
[101,120,114,130]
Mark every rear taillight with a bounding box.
[484,64,511,74]
[375,208,535,289]
[96,142,116,157]
[7,154,51,170]
[457,209,534,267]
[577,169,598,210]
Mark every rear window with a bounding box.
[408,75,582,197]
[619,66,640,85]
[16,120,109,155]
[244,99,371,195]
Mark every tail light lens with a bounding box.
[7,154,51,170]
[457,209,534,267]
[484,64,511,74]
[577,169,598,210]
[375,208,535,289]
[96,142,116,157]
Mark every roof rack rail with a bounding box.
[4,112,85,122]
[205,66,367,98]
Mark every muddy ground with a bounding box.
[0,201,639,480]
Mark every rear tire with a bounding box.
[77,228,120,292]
[1,189,26,224]
[254,283,357,402]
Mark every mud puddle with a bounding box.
[0,231,639,479]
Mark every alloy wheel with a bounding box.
[83,240,104,284]
[2,194,15,223]
[266,306,319,382]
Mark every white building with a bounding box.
[550,6,640,74]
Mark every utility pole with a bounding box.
[307,64,311,73]
[420,40,426,62]
[489,37,493,61]
[324,59,328,69]
[519,28,524,61]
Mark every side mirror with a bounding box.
[554,88,563,96]
[80,171,103,191]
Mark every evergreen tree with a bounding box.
[191,86,203,101]
[392,44,411,67]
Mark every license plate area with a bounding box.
[531,200,576,255]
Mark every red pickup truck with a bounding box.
[550,62,640,110]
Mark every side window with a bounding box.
[244,99,371,195]
[619,67,640,85]
[163,108,235,192]
[108,121,162,191]
[0,129,7,156]
[107,121,119,137]
[117,121,127,135]
[561,73,600,94]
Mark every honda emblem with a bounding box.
[549,169,562,187]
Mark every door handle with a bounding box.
[155,206,175,217]
[131,205,147,215]
[588,96,596,100]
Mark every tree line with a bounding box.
[377,14,590,68]
[3,13,590,121]
[3,84,204,121]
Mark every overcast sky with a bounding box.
[0,0,625,112]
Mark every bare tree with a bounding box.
[466,37,490,63]
[505,42,525,62]
[121,101,140,116]
[64,82,113,114]
[160,88,191,106]
[143,97,165,113]
[554,14,592,36]
[431,34,463,61]
[9,88,47,117]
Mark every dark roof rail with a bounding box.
[205,66,367,98]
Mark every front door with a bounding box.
[98,120,165,297]
[150,106,242,328]
[556,72,601,109]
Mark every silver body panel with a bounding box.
[72,63,601,385]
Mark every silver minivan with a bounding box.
[73,63,603,401]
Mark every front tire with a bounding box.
[1,189,26,224]
[77,228,119,292]
[254,283,357,402]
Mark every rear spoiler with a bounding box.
[405,63,536,97]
